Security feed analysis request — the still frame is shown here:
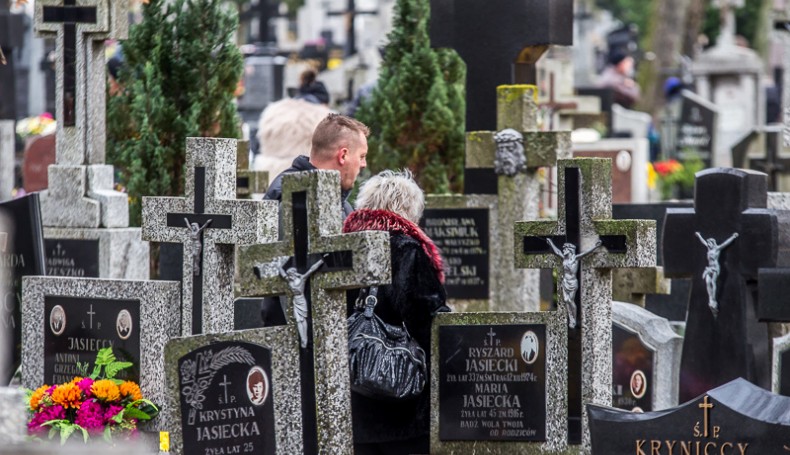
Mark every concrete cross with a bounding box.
[239,170,390,455]
[515,158,656,450]
[142,137,277,335]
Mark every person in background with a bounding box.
[343,170,450,455]
[597,50,641,109]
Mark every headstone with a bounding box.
[235,141,268,199]
[21,276,181,430]
[675,90,717,166]
[0,388,25,444]
[21,133,55,193]
[424,84,571,312]
[745,125,790,192]
[0,194,46,384]
[611,266,670,308]
[611,104,651,139]
[430,310,569,453]
[573,138,649,203]
[429,0,573,132]
[589,378,790,454]
[611,301,682,411]
[238,170,390,454]
[164,328,302,455]
[33,1,149,280]
[662,168,790,402]
[514,158,657,448]
[0,121,13,202]
[613,202,694,322]
[0,3,25,121]
[142,137,277,335]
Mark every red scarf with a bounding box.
[343,209,445,283]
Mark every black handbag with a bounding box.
[347,287,427,400]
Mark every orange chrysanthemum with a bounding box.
[91,379,120,402]
[29,385,50,411]
[51,383,82,409]
[119,381,143,402]
[70,376,83,384]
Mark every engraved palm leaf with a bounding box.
[181,346,256,410]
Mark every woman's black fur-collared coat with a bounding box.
[343,209,449,444]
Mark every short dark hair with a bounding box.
[311,114,370,160]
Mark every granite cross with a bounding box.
[515,158,656,449]
[662,168,788,403]
[429,0,573,131]
[239,170,390,455]
[35,0,127,165]
[327,0,377,57]
[748,125,790,191]
[142,137,277,335]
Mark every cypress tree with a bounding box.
[356,0,465,194]
[107,0,243,225]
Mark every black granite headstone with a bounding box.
[420,208,489,300]
[429,0,572,132]
[589,379,790,454]
[177,341,275,455]
[44,238,100,277]
[613,202,693,322]
[677,93,716,167]
[662,168,790,402]
[612,324,653,412]
[43,296,140,384]
[0,194,45,384]
[438,324,546,442]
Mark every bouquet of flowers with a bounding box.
[26,348,158,444]
[650,156,703,200]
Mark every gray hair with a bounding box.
[355,170,425,224]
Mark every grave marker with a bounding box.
[143,137,277,335]
[662,168,790,402]
[572,138,650,203]
[164,329,302,455]
[514,158,656,448]
[430,310,568,454]
[21,276,180,430]
[238,170,390,454]
[676,90,717,166]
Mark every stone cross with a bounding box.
[611,266,671,307]
[662,168,788,403]
[747,125,790,192]
[327,0,377,57]
[239,170,390,455]
[142,137,277,335]
[459,84,570,312]
[429,0,573,132]
[235,141,268,199]
[515,158,656,450]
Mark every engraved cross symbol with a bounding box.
[219,374,231,404]
[486,327,497,346]
[86,304,95,330]
[54,243,63,257]
[699,395,714,437]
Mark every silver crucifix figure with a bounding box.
[547,238,602,329]
[278,257,326,349]
[185,218,212,276]
[695,231,738,316]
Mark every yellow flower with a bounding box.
[91,379,121,402]
[51,383,82,409]
[29,385,50,411]
[119,381,143,402]
[70,376,83,384]
[647,162,657,190]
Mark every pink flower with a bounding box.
[28,404,65,435]
[75,400,104,432]
[45,385,56,395]
[76,378,94,398]
[104,404,124,424]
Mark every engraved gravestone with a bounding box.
[44,238,99,277]
[431,310,568,454]
[514,158,656,449]
[164,329,302,455]
[662,168,790,402]
[676,90,717,166]
[22,276,180,430]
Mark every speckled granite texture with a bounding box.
[0,388,26,444]
[430,310,568,454]
[514,158,657,452]
[21,276,180,431]
[142,137,278,335]
[238,170,391,454]
[164,328,302,455]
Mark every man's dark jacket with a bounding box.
[264,155,353,218]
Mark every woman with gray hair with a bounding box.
[343,170,449,455]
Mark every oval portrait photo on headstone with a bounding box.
[49,304,66,336]
[246,366,269,406]
[520,330,539,365]
[630,369,647,399]
[116,309,133,340]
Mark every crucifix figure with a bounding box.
[240,170,390,455]
[185,218,212,277]
[695,231,738,316]
[272,256,325,349]
[546,238,602,329]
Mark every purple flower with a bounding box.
[104,404,124,424]
[76,378,94,398]
[28,404,65,435]
[75,399,104,432]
